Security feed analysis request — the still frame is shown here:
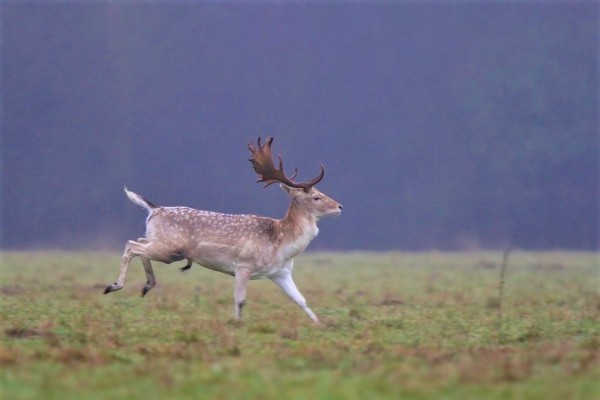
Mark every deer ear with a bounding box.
[279,184,302,197]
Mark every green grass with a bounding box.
[1,251,599,399]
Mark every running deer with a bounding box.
[104,137,342,323]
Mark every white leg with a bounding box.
[104,240,137,294]
[271,273,320,323]
[234,268,251,320]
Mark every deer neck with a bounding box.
[277,199,319,258]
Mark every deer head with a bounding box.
[248,137,342,219]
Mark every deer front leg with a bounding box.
[233,268,251,320]
[270,273,320,324]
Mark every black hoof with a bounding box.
[141,286,151,297]
[179,260,192,272]
[104,283,122,294]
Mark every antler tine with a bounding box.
[248,136,293,188]
[303,163,325,188]
[248,137,324,191]
[274,154,299,181]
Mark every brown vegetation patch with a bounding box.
[5,327,43,339]
[279,328,299,340]
[378,297,405,306]
[531,262,566,271]
[5,326,60,347]
[475,259,497,270]
[0,285,25,295]
[0,346,19,365]
[52,348,104,365]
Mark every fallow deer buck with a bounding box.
[104,137,342,323]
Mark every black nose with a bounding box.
[338,205,343,211]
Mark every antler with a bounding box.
[248,137,324,191]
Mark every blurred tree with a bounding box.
[449,6,597,248]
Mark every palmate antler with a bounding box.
[248,137,324,192]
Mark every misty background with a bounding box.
[1,2,598,251]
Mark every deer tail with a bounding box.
[124,187,158,211]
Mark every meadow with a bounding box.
[1,251,598,399]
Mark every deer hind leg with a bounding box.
[140,258,156,297]
[104,238,152,295]
[271,273,320,324]
[179,258,193,272]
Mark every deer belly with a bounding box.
[249,265,284,280]
[189,243,238,275]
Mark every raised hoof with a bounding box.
[179,263,192,272]
[103,285,120,294]
[141,286,152,297]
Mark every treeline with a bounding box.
[2,3,597,250]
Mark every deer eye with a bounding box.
[312,196,322,202]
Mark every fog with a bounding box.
[2,2,598,251]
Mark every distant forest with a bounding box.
[2,2,598,250]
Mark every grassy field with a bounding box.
[1,251,598,399]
